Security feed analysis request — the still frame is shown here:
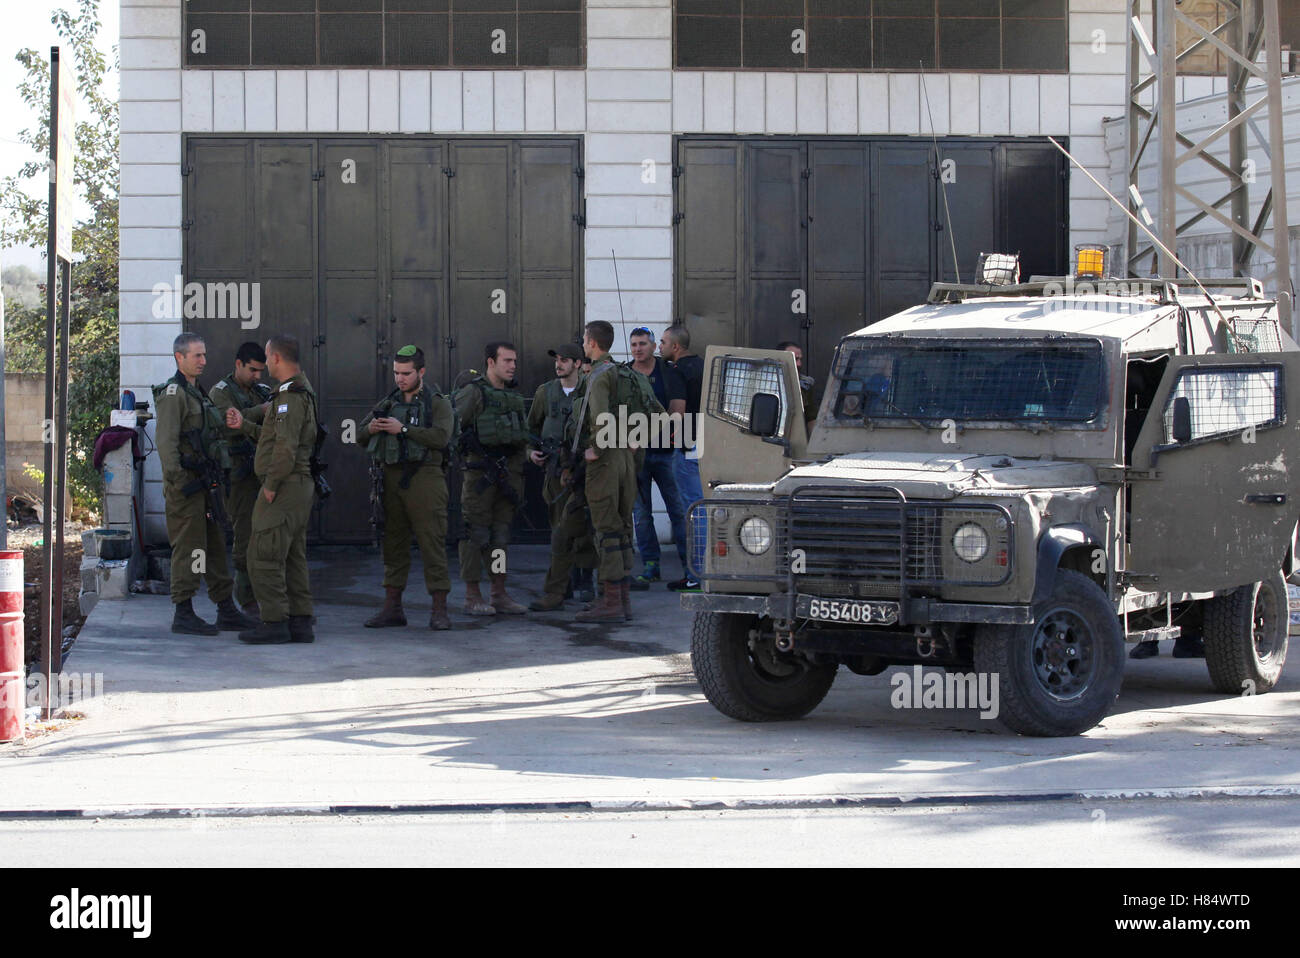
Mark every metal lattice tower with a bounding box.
[1125,0,1292,332]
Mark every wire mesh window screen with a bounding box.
[709,356,789,437]
[185,1,583,67]
[1162,366,1283,443]
[1226,318,1284,354]
[831,340,1105,424]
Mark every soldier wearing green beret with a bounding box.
[361,345,456,631]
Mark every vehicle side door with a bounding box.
[1127,352,1300,592]
[698,345,807,493]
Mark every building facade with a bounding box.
[120,0,1150,543]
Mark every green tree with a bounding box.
[0,0,119,517]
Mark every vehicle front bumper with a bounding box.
[680,591,1034,625]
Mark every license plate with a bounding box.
[797,595,900,625]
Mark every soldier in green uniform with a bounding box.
[527,343,597,611]
[573,320,639,623]
[211,342,272,618]
[234,335,319,645]
[360,345,456,631]
[454,341,529,617]
[154,333,258,635]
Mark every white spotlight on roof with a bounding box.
[976,252,1020,286]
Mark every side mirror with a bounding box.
[749,392,781,437]
[1172,396,1192,443]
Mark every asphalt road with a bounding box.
[2,797,1297,867]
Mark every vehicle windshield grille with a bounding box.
[789,498,941,593]
[831,339,1105,424]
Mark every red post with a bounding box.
[0,550,25,743]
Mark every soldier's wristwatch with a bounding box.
[401,425,409,434]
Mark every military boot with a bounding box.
[288,614,315,643]
[429,590,451,631]
[238,620,292,644]
[491,574,529,614]
[529,592,566,612]
[575,580,626,623]
[582,582,604,612]
[464,582,496,616]
[365,586,407,628]
[216,597,259,632]
[574,568,596,603]
[619,578,632,621]
[171,598,219,636]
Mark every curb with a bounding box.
[2,785,1298,821]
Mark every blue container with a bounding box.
[121,389,135,410]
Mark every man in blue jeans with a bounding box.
[661,325,704,590]
[628,326,688,590]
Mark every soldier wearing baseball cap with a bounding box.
[527,342,596,610]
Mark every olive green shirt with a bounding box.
[573,354,621,460]
[209,373,269,469]
[361,383,454,454]
[254,371,317,493]
[154,371,221,487]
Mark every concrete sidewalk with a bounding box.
[2,546,1297,814]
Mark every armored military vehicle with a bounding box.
[684,270,1297,736]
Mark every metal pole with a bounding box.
[52,258,70,687]
[40,47,60,720]
[1228,3,1249,276]
[1126,0,1142,276]
[1157,0,1179,277]
[0,248,7,552]
[1263,0,1294,334]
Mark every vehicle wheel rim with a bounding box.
[1030,607,1095,702]
[1252,582,1282,663]
[745,626,800,682]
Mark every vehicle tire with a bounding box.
[1202,569,1289,695]
[973,569,1124,737]
[690,611,837,721]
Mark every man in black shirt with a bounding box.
[661,325,704,590]
[628,326,688,589]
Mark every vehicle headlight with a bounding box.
[738,517,773,555]
[952,522,989,563]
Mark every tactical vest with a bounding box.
[569,362,662,450]
[366,387,441,466]
[152,373,230,470]
[218,374,272,470]
[540,378,578,445]
[617,363,666,419]
[470,379,528,448]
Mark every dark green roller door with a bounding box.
[674,135,1068,379]
[184,135,583,543]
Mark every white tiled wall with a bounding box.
[121,0,1131,533]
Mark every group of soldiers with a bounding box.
[156,332,319,644]
[155,319,664,641]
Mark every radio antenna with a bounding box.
[612,248,631,358]
[1046,136,1228,327]
[921,63,961,284]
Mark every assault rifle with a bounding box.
[310,420,331,500]
[179,429,232,534]
[368,459,385,545]
[229,436,258,482]
[460,427,522,508]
